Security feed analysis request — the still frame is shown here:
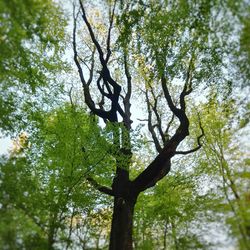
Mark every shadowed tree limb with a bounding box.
[123,52,133,129]
[164,113,175,145]
[72,5,111,120]
[106,0,117,63]
[161,76,181,117]
[131,82,190,194]
[180,56,194,111]
[146,82,166,145]
[175,118,205,155]
[79,0,105,64]
[79,0,120,93]
[86,176,114,196]
[145,89,162,153]
[74,2,124,122]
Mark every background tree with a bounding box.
[194,97,250,249]
[0,104,113,249]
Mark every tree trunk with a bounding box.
[109,196,135,250]
[163,220,168,250]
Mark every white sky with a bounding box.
[0,136,12,155]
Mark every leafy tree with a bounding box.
[133,173,211,250]
[195,97,250,249]
[0,104,112,249]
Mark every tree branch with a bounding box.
[175,131,204,154]
[74,3,119,121]
[148,84,165,144]
[161,77,182,119]
[145,90,162,153]
[131,75,191,193]
[78,1,123,122]
[164,114,175,145]
[87,48,96,85]
[123,52,133,129]
[105,0,117,63]
[79,0,105,64]
[180,56,194,111]
[86,176,114,196]
[176,114,204,155]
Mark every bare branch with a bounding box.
[180,56,194,111]
[86,176,114,196]
[106,0,117,63]
[164,113,175,144]
[97,75,112,99]
[78,1,123,122]
[69,86,74,106]
[132,77,190,193]
[87,48,95,85]
[137,118,148,122]
[148,84,165,144]
[123,53,132,129]
[73,5,86,86]
[145,90,162,153]
[176,114,204,155]
[79,0,105,64]
[78,56,91,71]
[161,76,182,119]
[74,2,121,121]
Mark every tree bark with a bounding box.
[109,196,135,250]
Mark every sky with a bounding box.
[0,136,12,155]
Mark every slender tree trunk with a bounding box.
[171,220,178,250]
[48,229,55,250]
[109,196,135,250]
[163,220,168,250]
[48,213,57,250]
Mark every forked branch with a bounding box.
[145,89,162,153]
[73,4,111,120]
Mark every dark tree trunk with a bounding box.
[109,196,135,250]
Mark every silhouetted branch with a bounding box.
[123,53,132,129]
[176,114,204,155]
[148,84,165,144]
[106,0,117,63]
[145,90,162,153]
[180,56,194,111]
[86,176,114,196]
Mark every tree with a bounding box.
[71,0,250,249]
[195,97,250,249]
[0,104,112,249]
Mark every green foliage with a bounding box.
[115,0,249,98]
[0,104,112,249]
[133,172,213,250]
[0,0,67,132]
[192,97,250,249]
